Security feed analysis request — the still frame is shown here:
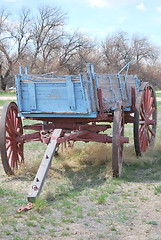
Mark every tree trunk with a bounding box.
[0,65,11,91]
[0,76,6,91]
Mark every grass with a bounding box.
[0,100,12,106]
[34,198,47,213]
[97,193,107,204]
[154,185,161,195]
[146,221,158,225]
[156,91,161,97]
[0,97,161,239]
[0,91,16,96]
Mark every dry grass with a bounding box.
[58,141,160,171]
[16,139,161,180]
[59,142,111,166]
[15,142,46,178]
[123,144,159,166]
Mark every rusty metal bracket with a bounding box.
[17,202,33,212]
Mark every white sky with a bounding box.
[1,0,161,45]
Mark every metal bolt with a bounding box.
[32,185,39,191]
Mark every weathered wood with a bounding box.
[27,129,62,202]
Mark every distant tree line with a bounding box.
[0,5,161,90]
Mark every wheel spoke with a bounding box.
[11,151,15,169]
[147,130,151,144]
[8,150,13,167]
[12,109,17,127]
[144,88,150,110]
[17,148,24,163]
[6,124,13,137]
[139,124,145,137]
[147,107,155,119]
[6,117,16,135]
[8,109,15,128]
[147,97,154,111]
[148,125,155,136]
[6,141,12,150]
[6,136,12,141]
[140,109,146,120]
[7,146,12,159]
[141,131,146,152]
[139,127,145,149]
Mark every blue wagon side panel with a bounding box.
[15,74,98,118]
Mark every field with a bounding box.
[0,93,161,240]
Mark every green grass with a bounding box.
[26,221,36,227]
[0,187,18,197]
[34,198,47,213]
[157,101,161,106]
[97,193,107,204]
[0,91,16,96]
[154,185,161,195]
[97,233,106,238]
[146,220,158,225]
[156,91,161,97]
[0,100,12,106]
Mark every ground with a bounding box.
[0,96,161,240]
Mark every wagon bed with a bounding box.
[16,64,140,118]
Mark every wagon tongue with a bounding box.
[27,129,62,203]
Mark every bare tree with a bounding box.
[30,5,66,72]
[0,5,66,89]
[0,8,32,90]
[101,31,131,73]
[0,8,13,90]
[10,8,31,62]
[131,34,159,64]
[101,31,160,78]
[130,34,160,76]
[58,30,95,74]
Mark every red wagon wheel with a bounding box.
[112,103,124,177]
[134,84,157,156]
[0,102,24,175]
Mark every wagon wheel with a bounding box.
[112,103,124,177]
[0,102,24,175]
[134,84,157,156]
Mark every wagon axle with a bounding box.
[15,124,130,145]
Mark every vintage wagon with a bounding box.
[0,63,157,202]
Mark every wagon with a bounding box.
[0,63,157,202]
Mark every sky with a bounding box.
[1,0,161,45]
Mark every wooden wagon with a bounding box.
[0,63,157,202]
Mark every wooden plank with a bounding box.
[66,76,76,110]
[27,129,62,202]
[28,83,37,110]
